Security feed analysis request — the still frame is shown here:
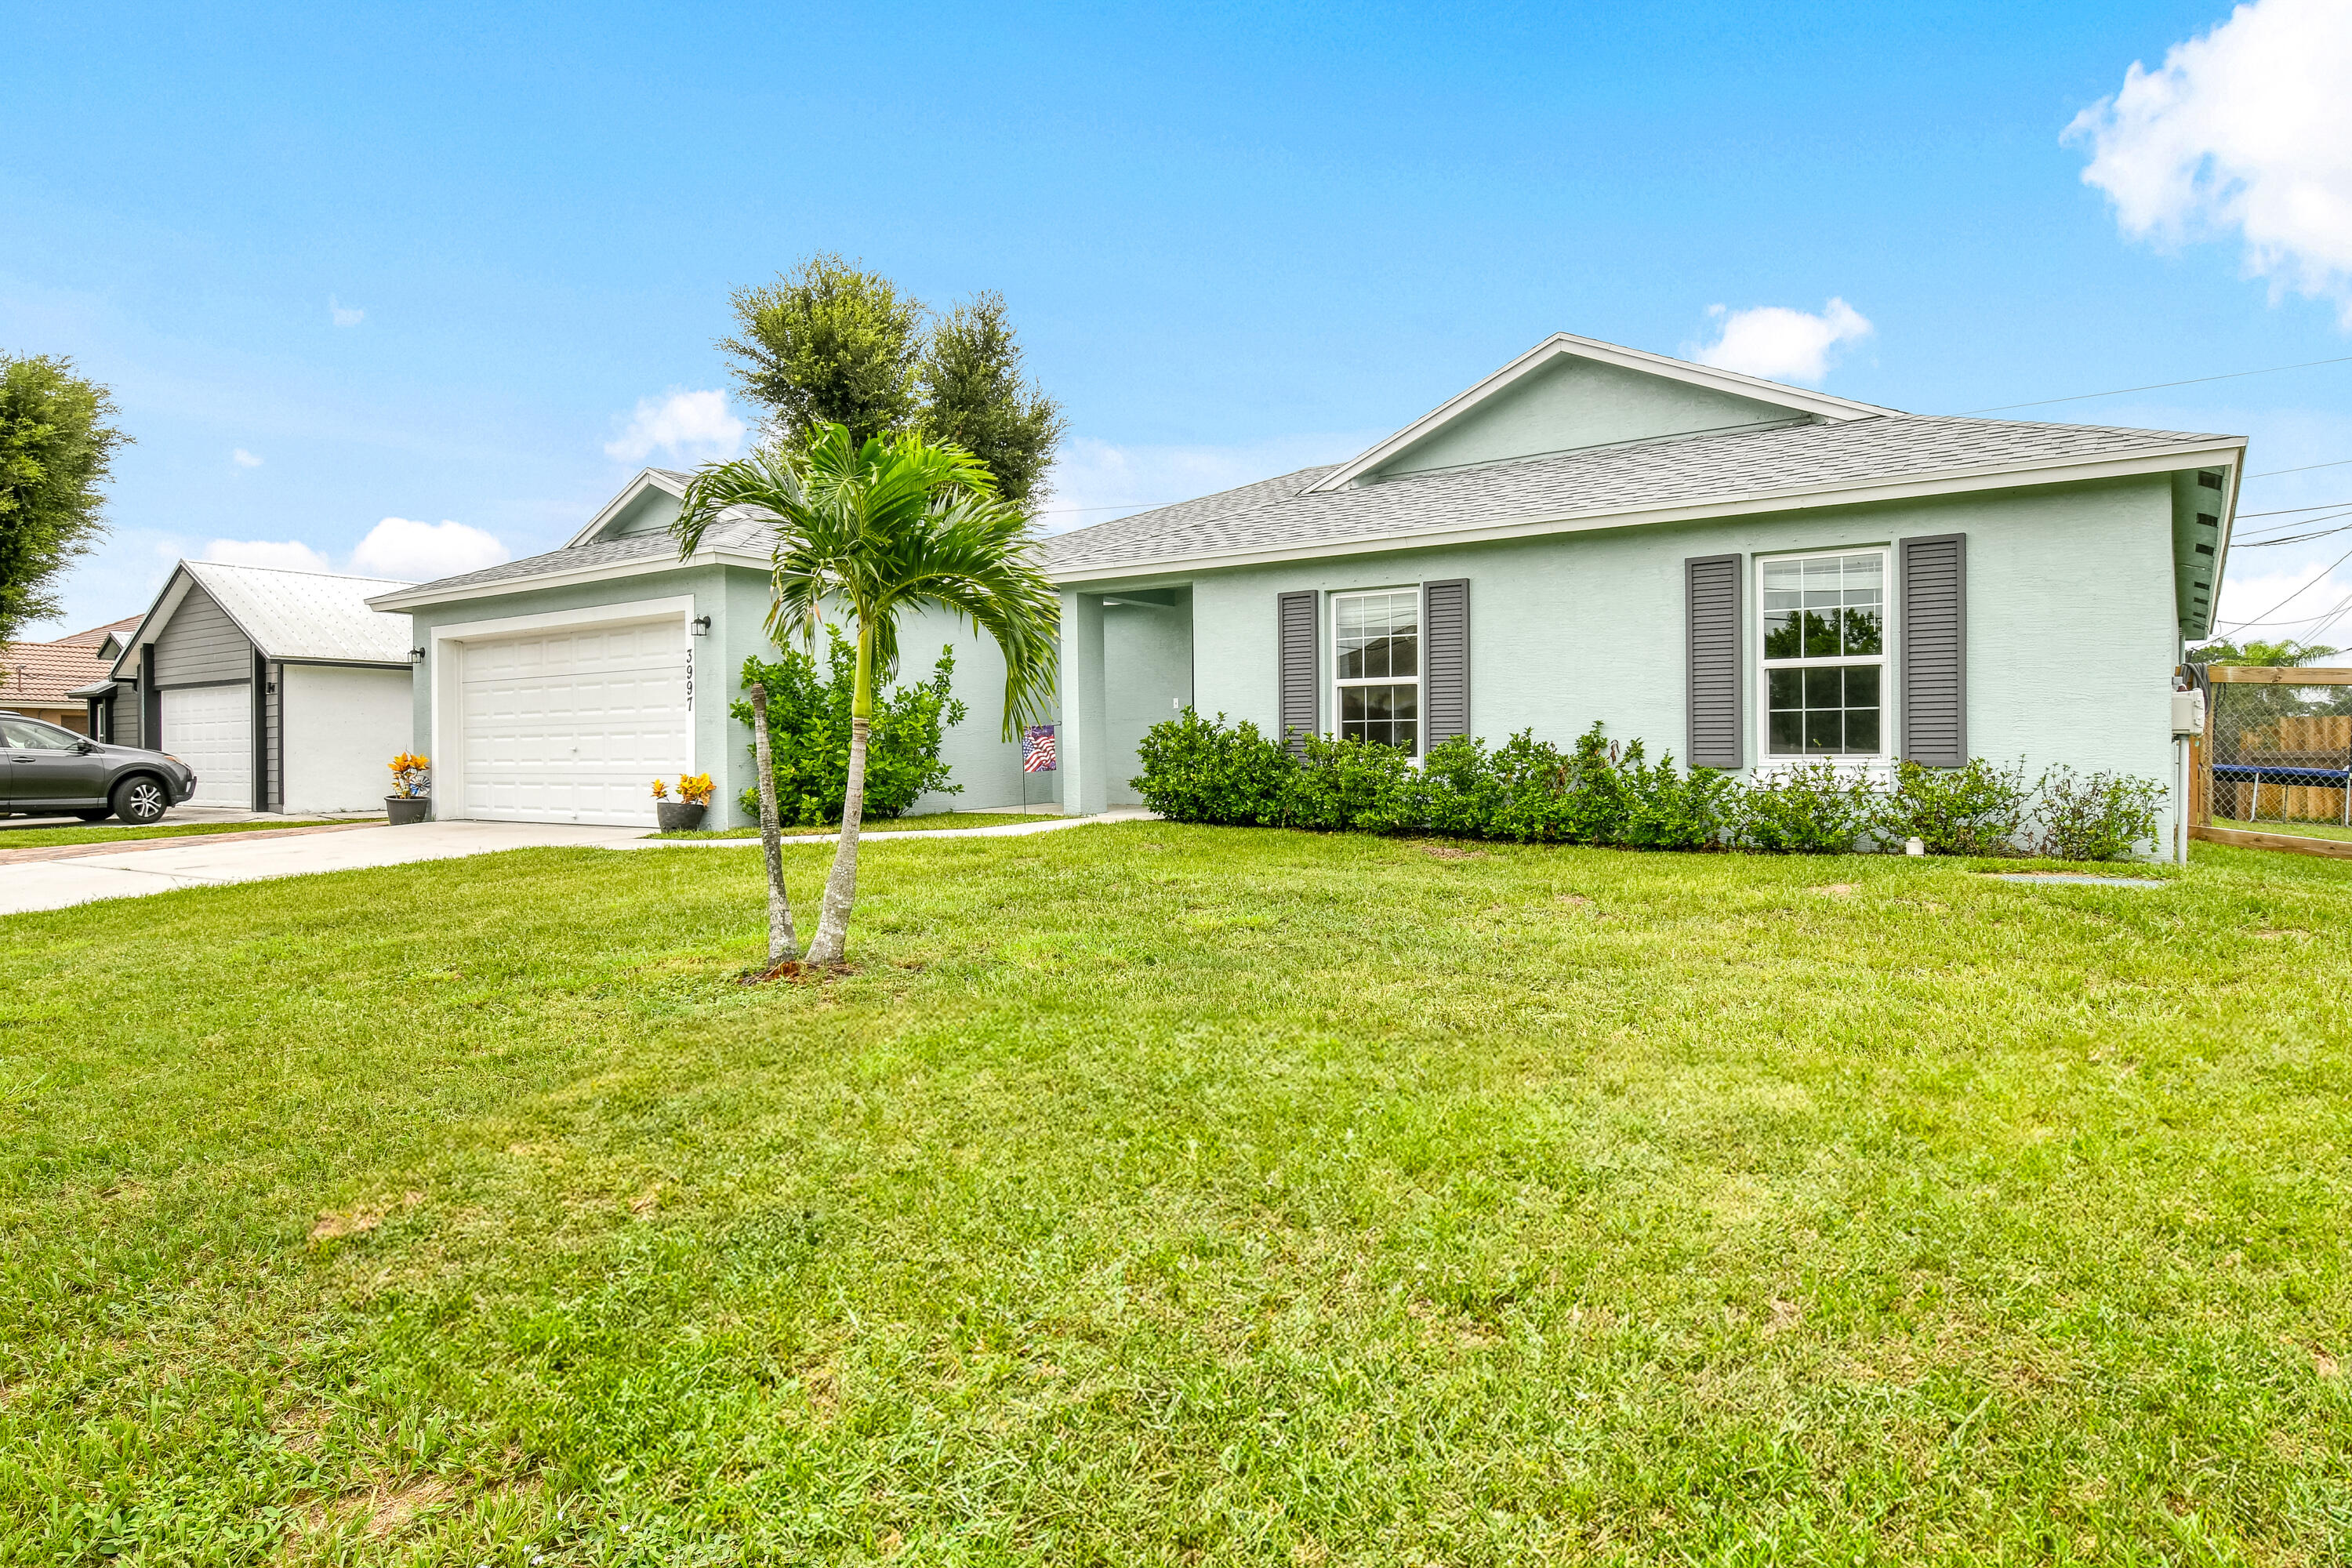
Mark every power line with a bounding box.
[2218,541,2352,630]
[2239,496,2352,518]
[2249,456,2352,479]
[1958,354,2352,415]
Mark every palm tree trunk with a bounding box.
[806,622,870,965]
[749,681,797,966]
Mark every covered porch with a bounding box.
[1056,584,1196,815]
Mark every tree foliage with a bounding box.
[0,354,129,645]
[2187,637,2341,666]
[920,291,1065,506]
[719,257,1065,503]
[721,253,925,450]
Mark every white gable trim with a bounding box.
[1306,332,1900,495]
[107,564,201,681]
[365,545,770,612]
[1059,440,2246,584]
[564,467,692,548]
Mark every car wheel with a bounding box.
[111,776,171,826]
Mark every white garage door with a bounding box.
[457,620,691,825]
[161,684,252,808]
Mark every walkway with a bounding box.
[0,811,1150,917]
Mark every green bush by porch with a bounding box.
[1132,710,2164,858]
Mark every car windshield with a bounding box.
[1,716,82,750]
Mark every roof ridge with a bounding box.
[187,557,415,585]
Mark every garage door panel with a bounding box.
[456,619,690,826]
[161,685,252,808]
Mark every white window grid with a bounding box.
[1331,586,1423,755]
[1756,547,1893,764]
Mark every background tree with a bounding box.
[920,291,1066,505]
[2187,637,2341,666]
[720,259,1065,503]
[0,354,129,645]
[674,425,1058,968]
[721,253,924,450]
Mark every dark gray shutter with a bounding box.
[1277,590,1318,750]
[1685,554,1744,769]
[1899,533,1967,767]
[1421,578,1469,746]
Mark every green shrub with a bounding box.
[1615,742,1739,850]
[733,633,966,824]
[1276,731,1420,833]
[1739,760,1879,853]
[1127,710,2165,862]
[1878,757,2031,855]
[1130,708,1291,825]
[2032,765,2163,861]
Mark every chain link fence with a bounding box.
[2203,669,2352,829]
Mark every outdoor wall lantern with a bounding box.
[408,647,426,662]
[691,615,712,637]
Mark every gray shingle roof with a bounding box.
[1043,414,2238,576]
[387,508,774,598]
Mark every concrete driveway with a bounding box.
[0,813,1132,917]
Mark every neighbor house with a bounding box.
[93,561,418,812]
[2,615,140,734]
[376,332,2239,843]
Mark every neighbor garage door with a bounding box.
[161,684,252,808]
[456,619,691,825]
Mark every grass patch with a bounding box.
[0,816,371,849]
[652,810,1066,839]
[2215,815,2352,844]
[3,827,2351,1561]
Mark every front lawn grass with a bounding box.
[0,816,370,850]
[652,810,1067,839]
[3,829,2350,1563]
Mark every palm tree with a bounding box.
[673,424,1059,967]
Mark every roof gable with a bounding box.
[111,561,416,673]
[1312,332,1896,493]
[568,468,691,546]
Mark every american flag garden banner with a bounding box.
[1023,724,1058,773]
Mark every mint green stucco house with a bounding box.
[372,332,2240,849]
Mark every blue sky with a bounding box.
[6,0,2352,654]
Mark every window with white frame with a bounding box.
[1333,588,1420,752]
[1760,550,1886,757]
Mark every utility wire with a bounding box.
[2249,456,2352,479]
[2238,496,2352,517]
[1959,354,2352,415]
[2217,542,2352,629]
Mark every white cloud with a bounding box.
[1039,432,1382,535]
[350,517,509,582]
[202,538,335,572]
[2066,0,2352,322]
[604,389,746,464]
[329,295,365,328]
[1691,299,1873,383]
[231,448,263,468]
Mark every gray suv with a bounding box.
[1,711,198,823]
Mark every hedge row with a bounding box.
[1131,710,2165,860]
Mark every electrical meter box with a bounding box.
[2171,688,2206,737]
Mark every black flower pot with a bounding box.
[656,800,707,832]
[386,795,430,826]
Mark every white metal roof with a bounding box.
[111,561,417,676]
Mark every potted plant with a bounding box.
[655,773,713,831]
[386,753,431,824]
